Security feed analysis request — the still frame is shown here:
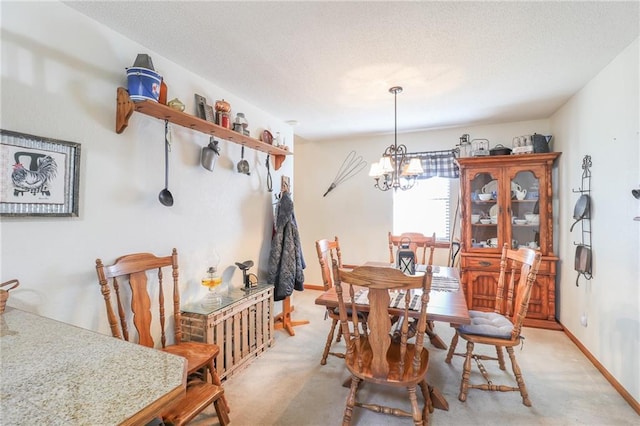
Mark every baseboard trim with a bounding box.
[562,322,640,416]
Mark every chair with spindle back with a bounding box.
[315,237,367,365]
[389,232,449,349]
[333,261,435,425]
[388,231,436,266]
[95,248,230,425]
[445,244,542,406]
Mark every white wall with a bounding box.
[551,38,639,401]
[296,119,550,287]
[0,2,294,332]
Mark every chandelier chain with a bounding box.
[370,86,422,191]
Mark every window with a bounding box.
[393,177,451,239]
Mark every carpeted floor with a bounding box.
[192,288,638,425]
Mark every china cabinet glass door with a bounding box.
[469,170,501,250]
[510,171,541,250]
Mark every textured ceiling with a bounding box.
[64,1,639,141]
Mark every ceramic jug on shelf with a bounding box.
[515,188,527,200]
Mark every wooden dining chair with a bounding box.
[388,231,449,350]
[388,231,437,266]
[315,237,366,365]
[332,262,435,425]
[445,244,542,407]
[316,237,344,291]
[95,248,230,426]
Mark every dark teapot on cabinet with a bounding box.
[533,134,552,153]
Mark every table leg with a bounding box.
[426,320,448,350]
[429,385,450,411]
[396,318,448,350]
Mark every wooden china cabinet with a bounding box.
[456,152,561,330]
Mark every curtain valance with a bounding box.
[406,149,459,179]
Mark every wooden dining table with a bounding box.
[315,263,470,326]
[314,262,470,411]
[0,307,188,425]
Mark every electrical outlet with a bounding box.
[580,313,588,327]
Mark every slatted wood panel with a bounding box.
[181,286,274,380]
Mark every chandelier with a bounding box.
[368,86,424,191]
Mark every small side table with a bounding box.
[181,284,275,380]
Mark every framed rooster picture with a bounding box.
[1,129,81,217]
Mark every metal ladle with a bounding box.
[158,120,174,206]
[237,145,250,175]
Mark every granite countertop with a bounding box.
[0,308,186,425]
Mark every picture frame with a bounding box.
[1,129,81,217]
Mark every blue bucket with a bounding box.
[126,67,162,102]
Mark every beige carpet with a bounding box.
[193,288,638,425]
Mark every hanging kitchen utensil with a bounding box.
[201,137,220,171]
[265,155,273,192]
[574,244,592,286]
[572,155,593,286]
[569,194,590,232]
[237,145,250,175]
[322,150,367,197]
[158,120,174,207]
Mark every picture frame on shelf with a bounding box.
[1,129,81,217]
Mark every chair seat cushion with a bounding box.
[457,310,513,338]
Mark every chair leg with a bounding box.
[458,340,474,402]
[495,345,506,370]
[407,385,423,426]
[336,321,343,342]
[321,318,339,365]
[445,331,459,363]
[418,380,433,417]
[506,346,531,407]
[343,375,360,426]
[208,359,230,413]
[213,397,231,426]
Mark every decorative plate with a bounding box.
[481,180,498,194]
[481,180,523,194]
[261,130,274,145]
[489,204,499,217]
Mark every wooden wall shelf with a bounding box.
[115,87,291,170]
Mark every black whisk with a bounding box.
[323,151,367,197]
